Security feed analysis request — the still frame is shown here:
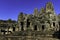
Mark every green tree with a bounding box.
[7,19,12,23]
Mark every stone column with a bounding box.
[24,21,27,31]
[15,26,19,31]
[37,26,39,31]
[50,21,53,28]
[30,23,34,31]
[19,23,21,31]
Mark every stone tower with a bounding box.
[40,7,45,14]
[45,2,59,31]
[17,12,25,31]
[34,8,38,16]
[46,2,54,13]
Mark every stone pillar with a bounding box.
[15,26,19,31]
[37,26,39,31]
[55,21,59,31]
[18,23,21,31]
[30,23,34,31]
[39,24,42,31]
[24,22,27,31]
[50,20,53,28]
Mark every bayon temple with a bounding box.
[0,2,60,40]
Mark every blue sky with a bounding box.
[0,0,60,20]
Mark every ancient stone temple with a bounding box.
[0,2,60,40]
[16,2,59,33]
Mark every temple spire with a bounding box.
[46,2,54,13]
[34,8,38,16]
[40,7,45,14]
